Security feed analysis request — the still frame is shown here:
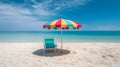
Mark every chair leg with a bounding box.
[54,49,55,53]
[54,49,57,53]
[43,49,45,54]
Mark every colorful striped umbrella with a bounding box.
[43,19,82,49]
[43,19,82,29]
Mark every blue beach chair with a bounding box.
[43,38,57,53]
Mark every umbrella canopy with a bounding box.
[43,19,82,29]
[43,19,82,49]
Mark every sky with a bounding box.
[0,0,120,31]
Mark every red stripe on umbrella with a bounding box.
[55,19,62,27]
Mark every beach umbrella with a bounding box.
[43,19,82,49]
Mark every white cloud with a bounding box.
[0,4,47,31]
[32,4,56,16]
[32,0,91,10]
[0,0,91,16]
[0,4,35,22]
[0,4,31,15]
[0,0,91,31]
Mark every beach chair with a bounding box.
[43,37,57,53]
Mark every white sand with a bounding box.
[0,42,120,67]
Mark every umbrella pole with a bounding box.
[61,29,63,49]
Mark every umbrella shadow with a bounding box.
[32,48,70,57]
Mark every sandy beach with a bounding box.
[0,42,120,67]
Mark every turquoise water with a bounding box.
[0,31,120,42]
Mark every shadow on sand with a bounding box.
[32,48,70,57]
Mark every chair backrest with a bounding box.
[44,38,55,48]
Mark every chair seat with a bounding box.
[45,44,56,48]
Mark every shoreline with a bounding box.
[0,41,120,43]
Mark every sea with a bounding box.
[0,31,120,43]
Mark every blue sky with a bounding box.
[0,0,120,31]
